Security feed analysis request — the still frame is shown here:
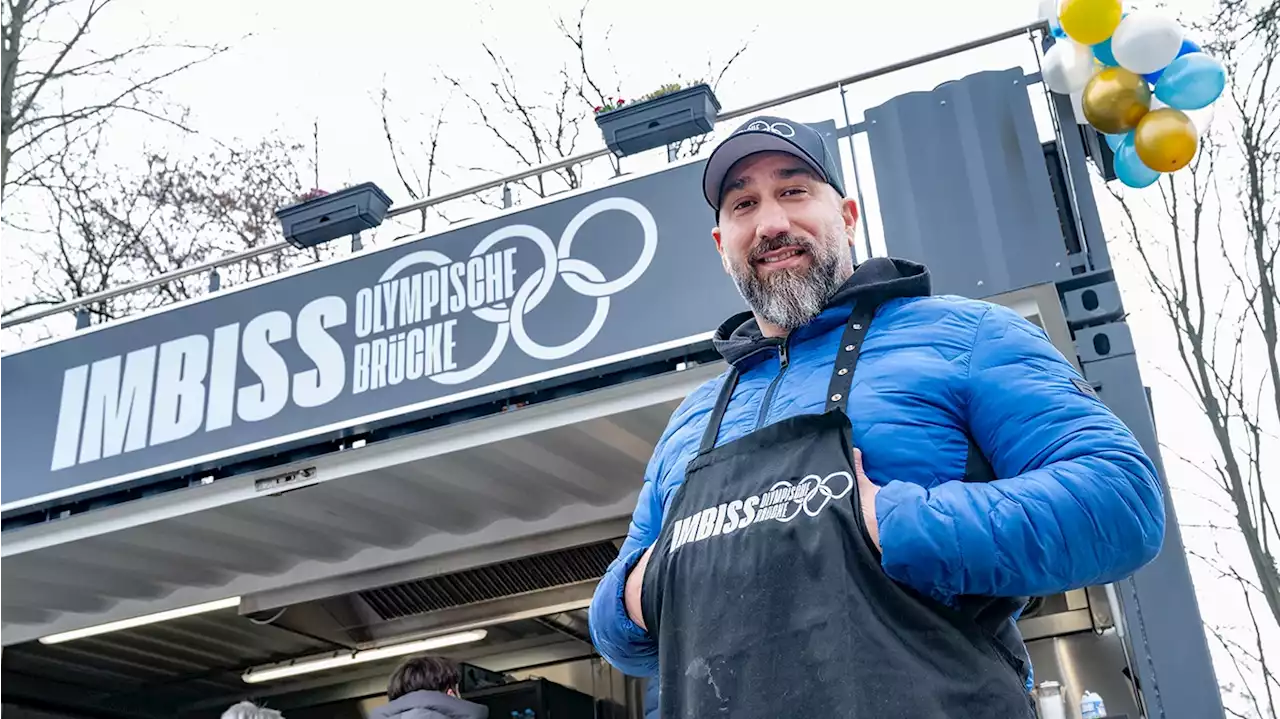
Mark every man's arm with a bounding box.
[874,303,1166,599]
[589,475,662,677]
[588,378,718,676]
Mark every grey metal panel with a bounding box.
[1073,321,1225,719]
[863,68,1069,297]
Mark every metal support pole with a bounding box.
[838,83,875,262]
[74,308,90,330]
[208,268,221,293]
[351,232,363,252]
[502,184,513,209]
[1058,277,1225,719]
[667,143,679,164]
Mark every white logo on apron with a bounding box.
[667,471,853,555]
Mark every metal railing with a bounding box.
[0,19,1047,331]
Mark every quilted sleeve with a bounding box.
[588,377,718,676]
[874,304,1165,599]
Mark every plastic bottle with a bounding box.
[1036,681,1066,719]
[1080,690,1107,718]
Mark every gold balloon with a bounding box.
[1134,108,1199,173]
[1082,67,1152,135]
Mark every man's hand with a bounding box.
[853,448,881,553]
[625,545,655,630]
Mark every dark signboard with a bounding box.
[1,159,747,511]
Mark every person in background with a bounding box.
[221,701,284,719]
[371,655,489,719]
[589,114,1166,719]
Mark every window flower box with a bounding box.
[275,182,393,250]
[594,83,721,157]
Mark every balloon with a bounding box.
[1112,13,1186,75]
[1113,133,1160,188]
[1155,52,1226,110]
[1092,11,1128,66]
[1151,97,1215,136]
[1082,67,1153,134]
[1144,38,1201,83]
[1069,90,1091,124]
[1093,37,1120,66]
[1038,0,1058,25]
[1059,0,1123,45]
[1134,108,1199,172]
[1043,40,1098,94]
[1104,132,1127,150]
[1037,0,1071,38]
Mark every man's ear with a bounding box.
[841,198,860,247]
[712,226,732,273]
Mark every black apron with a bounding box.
[639,302,1034,718]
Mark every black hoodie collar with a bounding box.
[711,257,931,367]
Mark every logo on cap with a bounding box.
[743,120,797,138]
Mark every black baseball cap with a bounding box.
[702,115,847,211]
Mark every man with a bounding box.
[587,115,1166,718]
[371,655,488,719]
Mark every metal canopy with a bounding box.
[1,362,724,647]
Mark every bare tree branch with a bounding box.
[2,0,233,199]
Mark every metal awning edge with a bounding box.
[2,361,724,560]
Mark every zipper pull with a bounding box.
[778,341,789,368]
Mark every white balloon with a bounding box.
[1112,13,1185,75]
[1069,90,1090,125]
[1042,40,1097,94]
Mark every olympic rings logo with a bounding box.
[744,120,797,138]
[375,196,658,387]
[770,471,854,522]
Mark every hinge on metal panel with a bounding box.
[254,467,318,495]
[1056,270,1127,331]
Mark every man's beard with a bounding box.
[728,233,851,332]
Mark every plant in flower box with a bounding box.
[594,81,721,157]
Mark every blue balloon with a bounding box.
[1093,13,1127,67]
[1156,52,1227,110]
[1094,38,1119,67]
[1143,38,1202,84]
[1105,132,1127,150]
[1049,15,1069,39]
[1114,134,1160,189]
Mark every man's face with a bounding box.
[712,151,858,334]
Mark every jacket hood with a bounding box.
[712,257,931,366]
[370,690,489,719]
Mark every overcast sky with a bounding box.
[3,0,1272,708]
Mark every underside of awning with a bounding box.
[1,362,724,647]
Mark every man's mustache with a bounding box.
[749,235,815,263]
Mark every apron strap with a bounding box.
[698,366,740,454]
[699,300,881,454]
[824,302,878,412]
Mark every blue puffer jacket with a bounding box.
[589,258,1165,683]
